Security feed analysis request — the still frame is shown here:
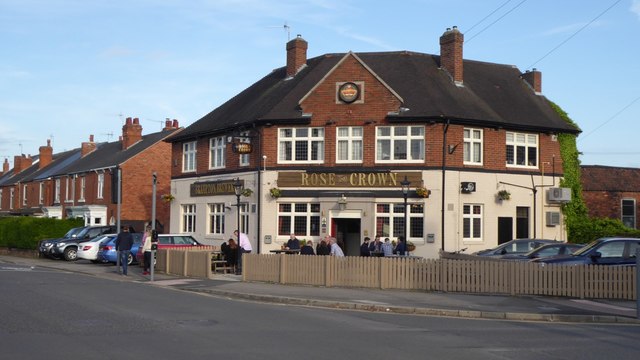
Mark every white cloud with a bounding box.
[632,0,640,19]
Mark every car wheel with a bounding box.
[64,247,78,261]
[127,253,134,265]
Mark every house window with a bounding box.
[239,203,250,235]
[375,202,424,240]
[0,189,3,209]
[22,185,27,206]
[277,203,320,237]
[506,132,538,168]
[39,182,44,205]
[55,179,61,203]
[208,203,225,235]
[239,131,251,167]
[97,173,104,199]
[278,128,324,163]
[336,126,363,163]
[463,128,483,165]
[209,136,226,169]
[376,126,424,163]
[622,199,636,229]
[182,204,197,233]
[10,188,14,209]
[65,177,72,202]
[79,176,86,201]
[183,141,197,172]
[463,204,483,241]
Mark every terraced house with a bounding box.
[166,28,579,258]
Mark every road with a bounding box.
[1,262,639,359]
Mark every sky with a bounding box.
[1,0,639,168]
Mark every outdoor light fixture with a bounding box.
[400,176,411,255]
[232,178,244,271]
[337,194,347,210]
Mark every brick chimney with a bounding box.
[122,117,143,149]
[163,118,180,131]
[81,135,97,157]
[13,154,33,174]
[1,158,8,175]
[39,139,53,169]
[439,26,464,84]
[286,34,308,78]
[521,68,542,93]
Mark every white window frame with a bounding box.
[182,141,197,173]
[207,203,226,235]
[463,204,483,241]
[97,172,104,199]
[0,189,3,209]
[375,202,424,241]
[39,182,44,205]
[79,176,86,202]
[182,204,197,233]
[506,132,538,168]
[239,131,251,167]
[336,126,363,163]
[65,177,72,202]
[10,188,14,209]
[375,126,425,163]
[22,184,27,206]
[463,128,483,165]
[277,203,320,237]
[209,136,226,170]
[240,203,250,235]
[621,198,636,229]
[278,128,325,164]
[55,179,61,203]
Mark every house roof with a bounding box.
[170,50,579,142]
[581,165,640,192]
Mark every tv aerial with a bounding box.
[269,22,291,41]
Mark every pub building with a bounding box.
[166,28,579,258]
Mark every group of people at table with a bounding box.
[270,233,410,257]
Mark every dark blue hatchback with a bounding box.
[97,233,142,265]
[533,237,640,266]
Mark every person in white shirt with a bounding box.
[329,237,344,257]
[234,230,252,274]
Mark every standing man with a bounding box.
[286,233,300,250]
[115,226,133,276]
[234,229,252,275]
[329,237,344,257]
[360,237,371,256]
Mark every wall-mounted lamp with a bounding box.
[337,194,347,210]
[448,142,463,154]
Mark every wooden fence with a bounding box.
[154,249,637,301]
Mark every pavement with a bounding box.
[2,253,639,324]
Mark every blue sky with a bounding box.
[1,0,639,168]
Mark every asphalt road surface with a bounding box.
[1,263,639,359]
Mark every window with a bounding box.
[182,204,197,233]
[0,189,3,209]
[463,128,483,165]
[183,141,197,172]
[22,185,27,206]
[209,136,226,169]
[39,183,44,205]
[9,188,14,209]
[79,176,86,201]
[278,128,324,163]
[97,173,104,199]
[375,203,424,240]
[208,203,226,235]
[506,132,538,168]
[277,203,320,237]
[336,126,363,163]
[463,204,483,241]
[376,126,424,162]
[240,203,250,235]
[65,177,71,202]
[239,131,251,167]
[622,199,636,229]
[55,179,61,203]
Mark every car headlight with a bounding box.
[57,242,66,247]
[43,242,51,247]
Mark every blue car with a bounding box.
[97,233,143,265]
[533,237,640,266]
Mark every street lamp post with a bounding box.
[232,178,244,273]
[400,176,411,255]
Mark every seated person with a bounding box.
[224,238,239,266]
[286,233,300,250]
[300,240,315,255]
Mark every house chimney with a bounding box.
[1,158,9,175]
[172,119,179,128]
[163,118,172,131]
[439,26,464,84]
[81,135,97,157]
[38,139,53,169]
[521,68,542,93]
[13,154,33,174]
[122,117,143,149]
[286,34,308,78]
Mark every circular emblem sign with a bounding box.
[338,82,360,103]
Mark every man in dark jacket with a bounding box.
[360,237,371,256]
[115,226,134,276]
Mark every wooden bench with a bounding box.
[212,259,235,274]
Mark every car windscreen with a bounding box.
[173,236,197,245]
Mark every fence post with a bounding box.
[380,257,386,290]
[279,254,287,284]
[440,259,446,292]
[324,256,331,287]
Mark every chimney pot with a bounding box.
[521,69,542,93]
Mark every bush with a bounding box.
[568,217,640,244]
[0,217,84,250]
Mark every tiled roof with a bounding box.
[170,51,579,142]
[581,165,640,192]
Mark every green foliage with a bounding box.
[550,101,640,242]
[0,217,84,250]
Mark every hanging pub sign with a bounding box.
[338,82,360,103]
[232,142,252,154]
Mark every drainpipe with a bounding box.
[441,118,450,252]
[255,125,262,254]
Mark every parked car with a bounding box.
[473,239,558,257]
[49,225,118,261]
[533,237,640,266]
[76,234,114,263]
[97,233,143,265]
[135,234,203,264]
[499,242,584,261]
[38,226,86,258]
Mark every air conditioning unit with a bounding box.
[547,187,571,203]
[546,211,561,226]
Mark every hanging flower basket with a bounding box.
[241,188,253,197]
[415,187,430,198]
[269,187,281,199]
[161,193,175,203]
[497,190,511,201]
